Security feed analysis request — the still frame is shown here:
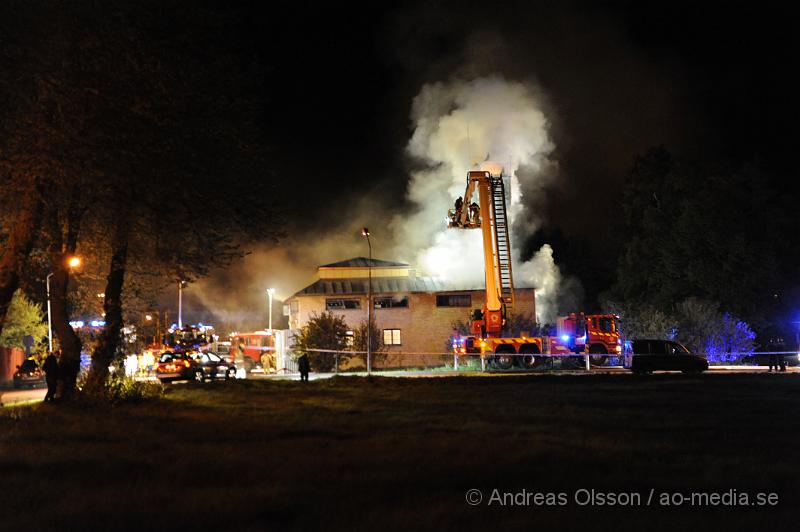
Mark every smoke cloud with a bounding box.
[391,76,568,322]
[192,76,575,327]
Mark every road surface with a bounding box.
[0,386,46,407]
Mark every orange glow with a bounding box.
[67,256,81,268]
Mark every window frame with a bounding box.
[435,294,472,308]
[326,298,362,310]
[383,328,402,346]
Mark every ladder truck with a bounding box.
[448,169,621,369]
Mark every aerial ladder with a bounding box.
[448,168,622,370]
[448,170,514,337]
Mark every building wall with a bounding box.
[288,288,536,357]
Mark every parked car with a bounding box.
[156,351,204,383]
[13,358,46,389]
[192,351,237,381]
[625,339,708,374]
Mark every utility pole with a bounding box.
[177,280,186,329]
[267,288,275,334]
[46,273,54,353]
[361,227,372,374]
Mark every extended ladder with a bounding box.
[490,175,514,309]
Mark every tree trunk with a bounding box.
[49,262,82,398]
[86,216,130,393]
[47,186,84,399]
[0,178,43,336]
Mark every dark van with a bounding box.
[625,339,708,374]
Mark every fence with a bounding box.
[280,349,800,374]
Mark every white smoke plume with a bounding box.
[390,76,567,322]
[193,76,573,327]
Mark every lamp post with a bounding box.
[46,273,54,353]
[177,280,186,329]
[267,288,275,334]
[361,227,372,374]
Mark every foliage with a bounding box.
[612,148,789,331]
[703,313,757,362]
[294,311,349,372]
[605,297,755,361]
[351,319,387,368]
[2,2,285,392]
[603,300,676,342]
[0,289,47,350]
[76,372,164,404]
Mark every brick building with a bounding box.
[285,257,535,361]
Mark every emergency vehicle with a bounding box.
[448,168,621,369]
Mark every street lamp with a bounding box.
[46,255,82,353]
[46,273,54,353]
[267,288,276,333]
[361,227,372,374]
[177,280,187,329]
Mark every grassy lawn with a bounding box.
[1,374,798,531]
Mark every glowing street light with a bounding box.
[67,256,81,269]
[361,227,371,375]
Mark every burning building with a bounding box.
[285,257,535,364]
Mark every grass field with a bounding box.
[1,373,798,531]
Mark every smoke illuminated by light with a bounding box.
[194,76,576,326]
[391,76,566,321]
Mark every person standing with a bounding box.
[43,350,59,402]
[298,353,310,382]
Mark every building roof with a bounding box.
[319,257,409,268]
[294,276,448,296]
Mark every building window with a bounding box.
[326,298,361,310]
[374,296,409,309]
[383,329,401,345]
[436,294,471,307]
[289,301,299,315]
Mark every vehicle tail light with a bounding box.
[183,360,191,368]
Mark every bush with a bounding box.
[294,311,349,372]
[77,373,164,404]
[605,297,755,361]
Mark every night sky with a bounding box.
[134,0,798,326]
[246,0,797,220]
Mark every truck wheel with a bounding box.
[588,346,608,367]
[493,354,514,370]
[518,345,542,369]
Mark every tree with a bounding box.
[2,2,284,396]
[612,148,785,332]
[604,296,755,361]
[352,319,386,369]
[0,289,47,350]
[294,312,349,372]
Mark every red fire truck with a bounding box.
[448,168,621,369]
[230,331,276,372]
